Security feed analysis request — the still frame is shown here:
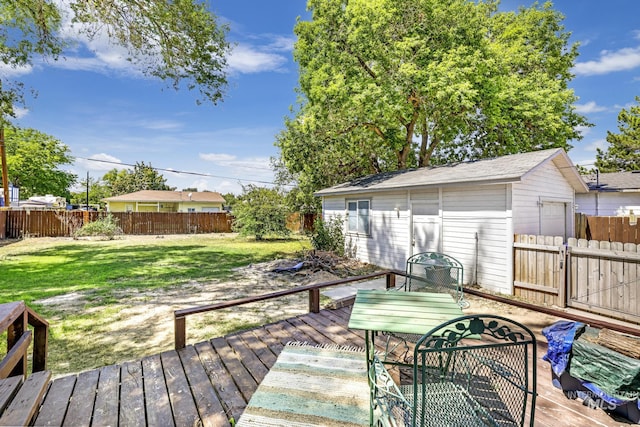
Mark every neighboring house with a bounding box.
[576,171,640,216]
[315,148,588,294]
[103,190,225,213]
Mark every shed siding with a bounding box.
[512,161,574,236]
[576,192,640,216]
[442,185,510,293]
[323,192,410,269]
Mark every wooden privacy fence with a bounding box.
[3,211,233,238]
[514,234,640,324]
[575,213,640,243]
[2,211,316,238]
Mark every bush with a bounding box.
[74,214,123,240]
[232,185,291,240]
[311,216,345,256]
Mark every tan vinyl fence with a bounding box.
[514,234,640,324]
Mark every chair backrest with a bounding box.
[412,314,537,427]
[405,252,464,299]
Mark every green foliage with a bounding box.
[595,97,640,172]
[221,192,239,211]
[232,185,291,240]
[1,126,76,198]
[69,175,112,208]
[0,0,229,120]
[311,216,345,256]
[102,162,176,196]
[74,214,123,240]
[275,0,589,200]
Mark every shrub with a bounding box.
[74,214,123,240]
[232,185,291,240]
[311,216,345,256]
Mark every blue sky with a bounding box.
[5,1,640,195]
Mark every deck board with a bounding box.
[33,305,638,427]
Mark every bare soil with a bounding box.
[36,257,372,375]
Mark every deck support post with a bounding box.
[385,273,396,289]
[175,316,186,350]
[309,289,320,313]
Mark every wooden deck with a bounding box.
[33,306,637,427]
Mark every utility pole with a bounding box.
[0,126,9,208]
[86,171,89,210]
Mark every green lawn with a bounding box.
[0,234,311,375]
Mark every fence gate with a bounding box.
[567,238,640,324]
[513,235,566,307]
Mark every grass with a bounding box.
[0,234,312,375]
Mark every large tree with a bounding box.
[275,0,588,205]
[102,162,175,195]
[0,0,230,121]
[2,126,76,198]
[595,97,640,172]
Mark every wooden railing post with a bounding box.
[309,289,320,313]
[385,272,396,289]
[8,310,28,377]
[175,316,186,350]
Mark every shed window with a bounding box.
[347,200,370,235]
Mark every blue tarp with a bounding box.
[542,320,640,410]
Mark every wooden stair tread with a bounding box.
[0,371,51,426]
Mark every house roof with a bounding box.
[103,190,225,203]
[315,148,588,196]
[581,171,640,192]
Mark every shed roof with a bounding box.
[103,190,225,203]
[315,148,588,196]
[581,171,640,192]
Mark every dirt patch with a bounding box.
[36,258,371,376]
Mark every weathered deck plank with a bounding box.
[119,361,145,427]
[31,306,637,427]
[141,353,174,427]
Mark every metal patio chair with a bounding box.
[401,252,468,308]
[370,314,537,427]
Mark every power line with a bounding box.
[75,157,294,187]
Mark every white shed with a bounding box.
[576,171,640,216]
[315,148,588,294]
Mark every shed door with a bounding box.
[411,202,440,254]
[541,201,567,239]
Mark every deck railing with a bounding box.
[174,270,399,349]
[0,301,48,378]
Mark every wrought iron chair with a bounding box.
[400,252,468,308]
[370,314,537,427]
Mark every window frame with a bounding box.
[346,199,371,236]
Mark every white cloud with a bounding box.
[574,125,591,138]
[584,138,608,152]
[13,107,29,119]
[76,153,128,171]
[227,44,288,74]
[0,63,33,79]
[573,47,640,76]
[136,120,183,131]
[574,101,607,114]
[200,153,237,163]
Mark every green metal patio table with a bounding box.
[348,289,464,364]
[348,289,465,424]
